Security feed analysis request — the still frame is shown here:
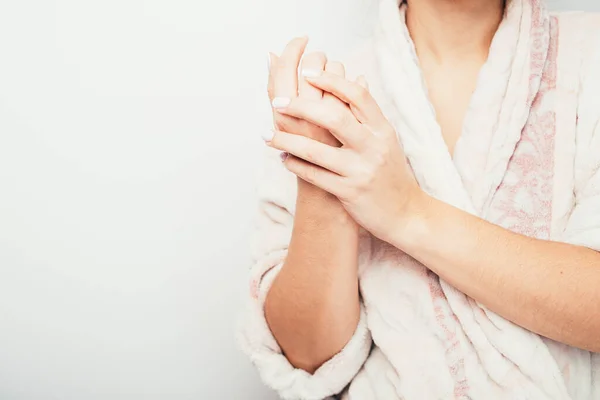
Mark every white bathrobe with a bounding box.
[239,0,600,399]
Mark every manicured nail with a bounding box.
[301,69,322,78]
[272,97,291,109]
[261,130,274,142]
[280,152,289,162]
[267,53,271,72]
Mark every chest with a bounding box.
[422,62,483,156]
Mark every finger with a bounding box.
[267,52,279,101]
[323,61,345,105]
[273,37,309,99]
[283,154,346,197]
[272,97,368,147]
[303,71,387,129]
[299,52,327,100]
[269,129,349,175]
[348,75,376,132]
[356,75,369,90]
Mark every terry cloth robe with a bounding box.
[239,0,600,398]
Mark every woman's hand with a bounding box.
[266,37,340,147]
[267,70,424,242]
[261,39,366,375]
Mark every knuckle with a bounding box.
[303,147,316,163]
[373,153,386,170]
[366,165,378,183]
[356,167,371,186]
[329,111,347,129]
[372,141,389,159]
[344,182,361,201]
[358,175,371,190]
[356,163,375,186]
[376,147,389,164]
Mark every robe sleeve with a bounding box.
[563,21,600,252]
[237,146,372,400]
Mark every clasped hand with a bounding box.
[264,37,424,243]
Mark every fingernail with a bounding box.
[301,69,321,78]
[272,97,291,109]
[261,130,274,142]
[267,53,272,72]
[280,152,289,162]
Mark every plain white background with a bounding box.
[0,1,598,399]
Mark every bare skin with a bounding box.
[263,39,364,373]
[406,0,505,155]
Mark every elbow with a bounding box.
[264,289,360,374]
[263,291,323,373]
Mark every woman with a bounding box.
[239,0,600,398]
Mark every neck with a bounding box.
[405,0,505,64]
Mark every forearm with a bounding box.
[394,194,600,352]
[265,180,361,373]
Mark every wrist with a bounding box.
[296,178,358,227]
[297,178,336,200]
[388,188,435,252]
